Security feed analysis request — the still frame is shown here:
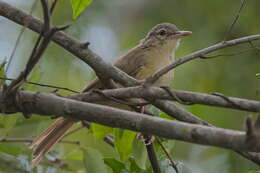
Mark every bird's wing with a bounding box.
[82,44,146,92]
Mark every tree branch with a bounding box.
[69,86,260,113]
[0,89,260,153]
[0,138,80,145]
[69,87,260,164]
[0,77,79,93]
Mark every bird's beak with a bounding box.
[173,31,192,38]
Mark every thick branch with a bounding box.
[0,89,260,152]
[70,87,260,164]
[69,86,260,113]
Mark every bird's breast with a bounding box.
[135,48,174,86]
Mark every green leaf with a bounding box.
[129,157,150,173]
[70,0,93,19]
[92,123,113,140]
[68,129,117,158]
[114,129,136,161]
[132,139,147,169]
[104,158,128,173]
[248,171,260,173]
[0,114,19,136]
[159,113,175,120]
[65,149,84,161]
[83,147,107,173]
[0,143,25,156]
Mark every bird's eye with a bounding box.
[158,29,167,36]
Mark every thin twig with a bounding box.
[199,47,253,59]
[6,0,39,74]
[91,89,149,107]
[138,105,161,173]
[0,138,80,145]
[145,140,161,173]
[248,41,260,52]
[224,0,247,40]
[50,0,58,14]
[156,137,179,173]
[160,86,193,105]
[42,157,68,169]
[41,0,50,31]
[211,92,241,108]
[80,121,115,147]
[0,77,79,93]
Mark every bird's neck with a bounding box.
[143,46,175,73]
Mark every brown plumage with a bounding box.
[30,23,191,167]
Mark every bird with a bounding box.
[30,23,192,167]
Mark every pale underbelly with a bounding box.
[135,67,174,87]
[154,71,173,86]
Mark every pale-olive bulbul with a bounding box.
[30,23,192,167]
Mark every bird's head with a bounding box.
[142,23,192,53]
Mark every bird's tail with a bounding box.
[30,118,76,168]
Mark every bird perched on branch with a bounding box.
[30,23,192,167]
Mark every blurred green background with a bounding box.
[0,0,260,172]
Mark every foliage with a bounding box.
[70,0,93,19]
